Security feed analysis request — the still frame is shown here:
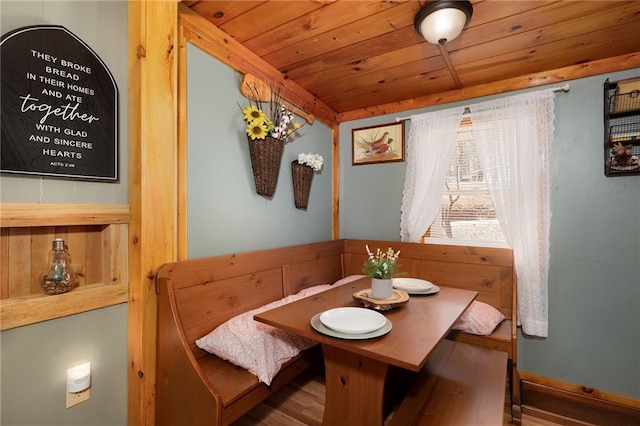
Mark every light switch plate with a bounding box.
[66,388,90,408]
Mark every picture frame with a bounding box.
[352,121,404,165]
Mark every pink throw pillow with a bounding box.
[195,276,367,384]
[195,284,330,385]
[453,301,505,336]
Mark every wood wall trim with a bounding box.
[128,1,178,425]
[1,283,128,330]
[177,24,188,261]
[0,203,129,227]
[178,3,339,127]
[519,370,640,410]
[337,52,640,122]
[331,123,339,239]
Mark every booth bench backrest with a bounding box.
[155,240,344,358]
[157,239,516,356]
[342,239,515,321]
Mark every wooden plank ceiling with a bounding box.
[184,0,640,121]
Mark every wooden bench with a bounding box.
[390,340,508,425]
[342,239,519,420]
[155,239,518,424]
[155,241,344,426]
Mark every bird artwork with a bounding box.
[356,130,397,158]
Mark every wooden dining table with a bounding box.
[254,276,477,425]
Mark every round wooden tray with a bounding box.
[353,288,409,311]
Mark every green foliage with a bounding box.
[361,245,401,279]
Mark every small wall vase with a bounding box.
[291,160,314,209]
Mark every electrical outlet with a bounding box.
[66,388,90,408]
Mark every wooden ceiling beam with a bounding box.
[437,43,462,89]
[337,52,640,122]
[178,3,338,126]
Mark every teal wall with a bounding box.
[186,44,333,257]
[0,1,129,424]
[1,305,128,425]
[521,73,639,396]
[338,119,407,241]
[338,70,640,399]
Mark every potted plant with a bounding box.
[362,245,401,299]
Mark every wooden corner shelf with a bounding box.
[0,203,129,330]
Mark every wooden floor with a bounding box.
[232,370,565,426]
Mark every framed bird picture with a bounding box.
[352,121,404,165]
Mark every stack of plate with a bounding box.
[311,307,392,339]
[392,278,439,295]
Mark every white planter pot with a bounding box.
[371,278,393,299]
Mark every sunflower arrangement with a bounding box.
[241,93,304,141]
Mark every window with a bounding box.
[424,118,506,244]
[402,90,555,337]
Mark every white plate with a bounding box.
[311,313,392,340]
[405,284,439,296]
[393,278,434,292]
[319,307,387,334]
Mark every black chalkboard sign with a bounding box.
[1,25,118,181]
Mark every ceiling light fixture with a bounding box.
[414,0,473,45]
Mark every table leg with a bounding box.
[321,344,389,425]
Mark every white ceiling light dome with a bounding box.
[414,1,473,45]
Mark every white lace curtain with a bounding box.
[400,90,555,337]
[400,107,467,242]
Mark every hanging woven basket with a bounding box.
[291,160,314,209]
[247,136,284,197]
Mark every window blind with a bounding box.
[426,118,506,242]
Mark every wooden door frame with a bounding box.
[127,1,178,425]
